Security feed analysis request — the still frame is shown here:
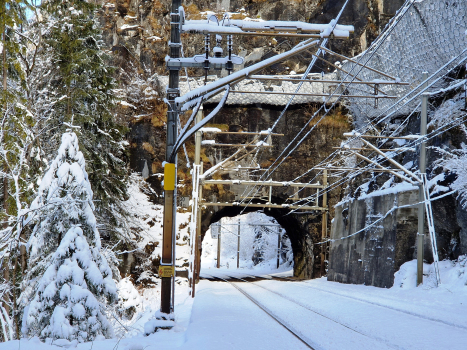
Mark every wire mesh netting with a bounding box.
[158,0,466,117]
[339,0,467,126]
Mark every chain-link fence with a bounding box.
[158,0,466,115]
[339,0,467,126]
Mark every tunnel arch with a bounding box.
[200,199,320,279]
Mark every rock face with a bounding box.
[425,125,467,262]
[98,0,467,284]
[328,190,420,288]
[327,123,467,287]
[99,0,406,186]
[98,0,369,280]
[330,184,467,288]
[99,0,406,74]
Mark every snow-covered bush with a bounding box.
[428,94,467,207]
[23,226,116,341]
[20,132,117,342]
[116,277,143,321]
[0,280,13,341]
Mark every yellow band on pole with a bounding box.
[164,163,176,190]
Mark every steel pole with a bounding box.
[277,229,281,269]
[237,218,240,269]
[465,69,467,110]
[161,0,181,315]
[417,72,428,286]
[217,232,221,269]
[195,163,203,283]
[320,169,328,277]
[194,106,203,165]
[192,107,203,296]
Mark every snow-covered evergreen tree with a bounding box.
[30,0,129,241]
[0,1,40,341]
[21,132,117,342]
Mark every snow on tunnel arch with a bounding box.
[201,212,293,272]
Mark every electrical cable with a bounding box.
[273,15,467,208]
[289,110,467,213]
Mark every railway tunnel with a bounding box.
[188,102,350,280]
[199,201,323,279]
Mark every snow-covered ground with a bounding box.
[2,181,466,350]
[3,257,466,349]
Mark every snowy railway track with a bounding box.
[267,277,467,332]
[202,273,318,350]
[225,275,402,350]
[201,273,400,350]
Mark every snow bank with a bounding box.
[358,182,418,200]
[116,277,143,321]
[394,256,467,291]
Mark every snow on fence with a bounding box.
[340,0,467,124]
[155,1,466,110]
[158,72,340,107]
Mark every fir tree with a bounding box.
[21,132,117,342]
[0,0,39,341]
[34,0,129,239]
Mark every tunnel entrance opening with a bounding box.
[201,212,293,272]
[199,204,318,279]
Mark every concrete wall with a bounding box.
[328,190,426,288]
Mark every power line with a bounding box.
[238,0,417,210]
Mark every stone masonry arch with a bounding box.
[199,199,321,279]
[189,102,351,280]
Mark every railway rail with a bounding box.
[202,273,318,349]
[262,275,467,332]
[201,272,401,350]
[201,270,467,349]
[228,271,467,332]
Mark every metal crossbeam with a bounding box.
[182,20,353,38]
[359,138,422,183]
[343,133,420,140]
[213,131,284,136]
[349,150,418,185]
[307,52,390,96]
[313,167,401,172]
[319,46,399,81]
[167,54,243,69]
[333,147,415,152]
[249,75,410,85]
[201,202,327,211]
[186,31,347,39]
[201,143,273,147]
[174,39,320,109]
[222,168,266,172]
[230,91,397,99]
[201,179,324,188]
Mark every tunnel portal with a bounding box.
[200,203,323,279]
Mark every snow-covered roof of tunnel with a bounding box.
[157,72,341,107]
